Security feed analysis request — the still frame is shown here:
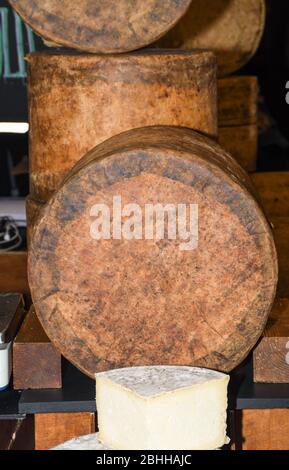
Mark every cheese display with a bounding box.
[96,366,230,450]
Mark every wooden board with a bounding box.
[13,305,62,390]
[240,409,289,450]
[154,0,265,77]
[28,50,217,201]
[253,298,289,383]
[29,126,277,377]
[34,412,95,450]
[0,252,28,294]
[250,174,289,297]
[251,172,289,218]
[271,217,289,298]
[0,417,34,450]
[219,125,257,172]
[9,0,191,53]
[218,76,258,127]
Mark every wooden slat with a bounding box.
[218,76,258,127]
[253,298,289,383]
[272,217,289,298]
[0,252,28,294]
[251,172,289,218]
[34,412,95,450]
[0,417,34,450]
[219,125,257,172]
[241,409,289,450]
[13,306,62,390]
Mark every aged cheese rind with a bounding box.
[28,126,278,377]
[155,0,265,77]
[96,366,229,450]
[9,0,192,54]
[27,51,217,201]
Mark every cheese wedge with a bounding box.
[96,366,229,450]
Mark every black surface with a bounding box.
[19,360,96,414]
[0,383,24,419]
[230,359,289,410]
[15,356,289,415]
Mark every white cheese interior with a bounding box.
[96,366,229,450]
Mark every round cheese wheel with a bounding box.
[29,126,277,377]
[9,0,191,53]
[28,50,217,201]
[155,0,266,76]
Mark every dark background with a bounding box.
[0,0,289,197]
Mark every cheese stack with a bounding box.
[95,366,230,450]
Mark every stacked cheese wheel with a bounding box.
[28,126,277,378]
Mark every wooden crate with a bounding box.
[239,409,289,450]
[13,305,62,390]
[253,298,289,383]
[0,252,28,294]
[34,412,95,450]
[218,77,258,172]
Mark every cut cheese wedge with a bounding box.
[96,366,230,450]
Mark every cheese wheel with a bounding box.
[26,195,45,245]
[96,366,229,450]
[28,126,278,378]
[155,0,265,77]
[28,50,217,201]
[8,0,192,53]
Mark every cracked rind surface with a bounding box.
[9,0,192,53]
[28,126,278,378]
[27,50,217,201]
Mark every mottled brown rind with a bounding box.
[28,51,217,201]
[26,195,45,246]
[155,0,266,77]
[29,126,278,377]
[9,0,192,53]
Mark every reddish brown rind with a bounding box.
[28,51,217,201]
[29,126,278,377]
[26,195,45,245]
[154,0,265,77]
[9,0,191,53]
